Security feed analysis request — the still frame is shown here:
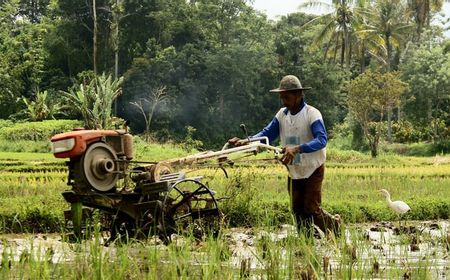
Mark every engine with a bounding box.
[51,128,133,192]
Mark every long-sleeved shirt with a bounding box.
[251,100,327,153]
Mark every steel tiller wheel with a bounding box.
[161,179,222,242]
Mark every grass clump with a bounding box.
[0,120,82,141]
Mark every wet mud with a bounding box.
[0,220,448,278]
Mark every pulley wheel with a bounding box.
[80,142,119,192]
[150,162,173,182]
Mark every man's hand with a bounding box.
[228,137,250,147]
[281,145,301,165]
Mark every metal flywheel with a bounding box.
[76,142,119,192]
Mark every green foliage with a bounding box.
[393,118,450,149]
[180,126,203,152]
[21,90,64,121]
[400,45,450,137]
[1,208,62,233]
[434,140,450,154]
[346,70,408,157]
[0,0,449,153]
[0,120,14,128]
[122,30,278,147]
[63,73,123,129]
[0,8,50,118]
[391,120,423,143]
[301,52,347,128]
[329,116,369,151]
[300,0,357,69]
[0,119,82,141]
[274,14,347,129]
[365,0,413,71]
[326,147,370,163]
[220,169,291,227]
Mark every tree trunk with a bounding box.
[369,133,379,158]
[344,25,350,70]
[370,145,378,158]
[147,103,157,134]
[364,124,379,158]
[114,51,119,115]
[219,94,224,122]
[427,97,432,141]
[387,106,392,143]
[114,44,118,80]
[93,0,98,75]
[360,39,365,72]
[386,35,391,71]
[385,34,392,142]
[113,15,119,115]
[340,35,345,67]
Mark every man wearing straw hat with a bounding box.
[228,74,341,237]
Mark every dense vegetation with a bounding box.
[0,0,449,155]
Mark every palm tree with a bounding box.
[363,0,413,71]
[407,0,444,38]
[361,0,413,142]
[351,0,379,72]
[300,0,357,69]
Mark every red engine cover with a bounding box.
[51,129,122,158]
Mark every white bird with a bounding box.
[379,189,411,214]
[379,189,411,229]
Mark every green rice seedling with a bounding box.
[0,244,13,278]
[198,237,230,278]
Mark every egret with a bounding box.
[379,189,411,230]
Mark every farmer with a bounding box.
[228,75,341,236]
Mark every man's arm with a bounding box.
[299,119,327,153]
[251,117,280,144]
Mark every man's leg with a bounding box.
[288,177,313,235]
[302,165,341,235]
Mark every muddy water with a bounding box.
[214,221,450,279]
[0,221,449,278]
[355,220,450,279]
[221,221,450,278]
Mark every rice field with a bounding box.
[0,151,449,278]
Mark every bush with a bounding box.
[434,140,450,154]
[0,119,14,128]
[180,126,203,152]
[0,120,82,141]
[392,120,423,143]
[379,141,449,157]
[326,147,369,163]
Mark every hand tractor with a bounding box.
[51,125,281,243]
